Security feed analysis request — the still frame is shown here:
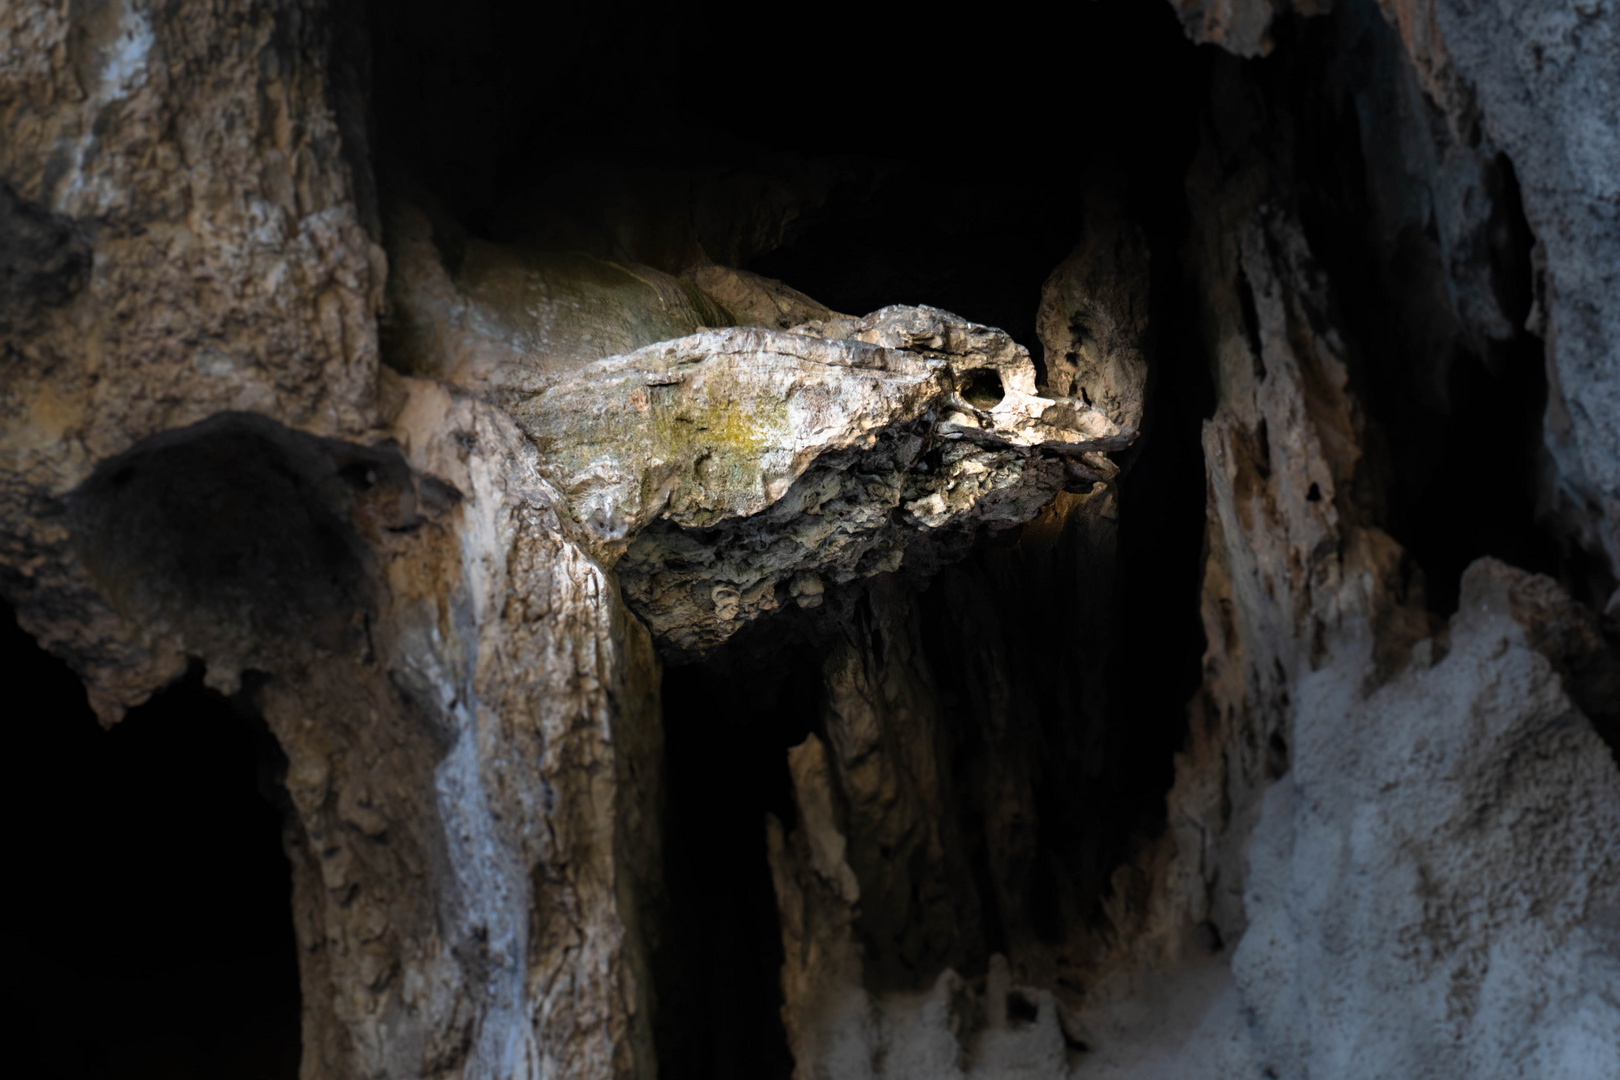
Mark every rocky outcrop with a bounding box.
[1036,187,1151,433]
[757,218,1156,1080]
[1059,7,1620,1077]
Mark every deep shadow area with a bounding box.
[1267,3,1574,611]
[366,0,1211,352]
[655,656,823,1080]
[1,605,301,1080]
[68,413,374,644]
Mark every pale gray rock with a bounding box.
[1419,0,1620,572]
[1067,25,1620,1078]
[1238,559,1620,1080]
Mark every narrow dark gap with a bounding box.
[2,603,301,1080]
[654,653,822,1080]
[1272,2,1571,613]
[744,4,1214,965]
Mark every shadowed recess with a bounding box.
[2,605,301,1080]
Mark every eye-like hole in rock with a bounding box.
[960,368,1006,410]
[3,606,301,1079]
[1007,988,1041,1025]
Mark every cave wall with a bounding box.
[3,2,1618,1079]
[2,5,664,1077]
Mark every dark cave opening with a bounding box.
[2,606,302,1080]
[655,655,823,1080]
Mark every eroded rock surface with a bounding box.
[1170,0,1332,57]
[2,6,1139,1078]
[3,3,1618,1080]
[541,307,1127,656]
[1238,557,1620,1079]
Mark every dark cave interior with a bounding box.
[3,1,1598,1078]
[4,605,301,1080]
[364,1,1220,1068]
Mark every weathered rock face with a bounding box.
[4,2,1618,1079]
[1170,0,1332,57]
[2,4,660,1077]
[1238,558,1620,1079]
[1379,0,1620,574]
[2,4,1140,1077]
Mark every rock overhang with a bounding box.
[509,304,1134,657]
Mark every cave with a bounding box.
[3,0,1618,1078]
[4,608,301,1080]
[362,5,1218,1067]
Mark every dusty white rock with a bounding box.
[1237,558,1620,1080]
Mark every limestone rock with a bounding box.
[1391,0,1620,575]
[1,5,663,1077]
[384,197,1129,660]
[681,263,840,330]
[1237,558,1620,1079]
[5,4,1618,1079]
[516,305,1129,656]
[384,198,731,395]
[1036,190,1151,432]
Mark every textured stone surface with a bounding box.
[1064,18,1620,1077]
[0,5,660,1077]
[680,263,839,331]
[1,6,1138,1077]
[1238,559,1620,1079]
[1405,0,1620,574]
[586,307,1127,656]
[1035,188,1151,431]
[5,3,1618,1079]
[758,270,1154,1079]
[382,198,730,396]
